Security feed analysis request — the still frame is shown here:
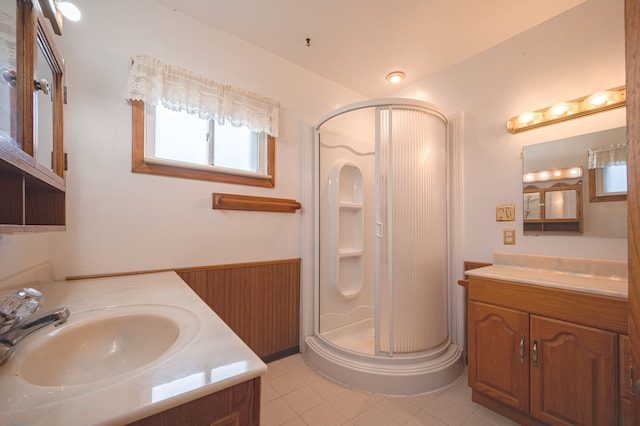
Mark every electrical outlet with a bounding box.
[503,229,516,245]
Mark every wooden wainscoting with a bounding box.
[176,259,301,361]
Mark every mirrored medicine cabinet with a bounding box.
[0,0,65,233]
[522,126,627,237]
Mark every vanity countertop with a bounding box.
[466,264,627,298]
[0,271,267,425]
[466,253,627,299]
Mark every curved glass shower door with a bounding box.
[376,106,449,355]
[317,101,448,356]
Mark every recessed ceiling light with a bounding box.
[385,71,406,84]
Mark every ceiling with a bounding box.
[152,0,586,98]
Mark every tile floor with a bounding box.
[261,354,519,426]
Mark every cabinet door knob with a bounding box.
[519,336,525,364]
[533,340,539,368]
[35,79,50,96]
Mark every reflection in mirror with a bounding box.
[588,142,627,202]
[0,5,17,147]
[545,189,578,219]
[523,182,582,234]
[35,39,53,171]
[523,190,541,220]
[522,126,627,238]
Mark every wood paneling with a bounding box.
[177,259,301,359]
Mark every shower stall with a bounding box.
[304,99,463,395]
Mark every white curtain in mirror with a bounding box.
[588,143,627,169]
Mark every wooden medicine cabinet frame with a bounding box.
[0,0,66,233]
[523,181,583,235]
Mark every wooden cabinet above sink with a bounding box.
[0,0,65,233]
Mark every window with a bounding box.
[588,143,627,202]
[589,164,627,202]
[132,102,275,187]
[147,103,270,178]
[126,55,279,188]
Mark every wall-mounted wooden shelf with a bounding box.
[212,193,301,213]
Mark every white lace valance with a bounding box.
[588,143,627,169]
[125,55,280,137]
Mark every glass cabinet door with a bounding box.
[0,2,17,147]
[34,36,54,170]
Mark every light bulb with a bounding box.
[588,91,609,107]
[385,71,405,84]
[56,1,81,21]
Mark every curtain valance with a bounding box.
[587,143,627,169]
[125,55,280,137]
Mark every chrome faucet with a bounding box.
[0,288,70,365]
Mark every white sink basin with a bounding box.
[15,304,199,387]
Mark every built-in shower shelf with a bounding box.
[338,249,363,257]
[330,160,365,299]
[339,202,362,209]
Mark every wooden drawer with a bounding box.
[468,277,628,334]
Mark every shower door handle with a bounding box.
[376,222,384,238]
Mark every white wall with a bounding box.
[393,0,627,263]
[0,0,627,282]
[0,0,365,280]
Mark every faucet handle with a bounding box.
[0,288,43,321]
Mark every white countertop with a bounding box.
[466,264,628,299]
[0,272,267,425]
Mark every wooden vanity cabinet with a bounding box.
[468,276,628,426]
[127,377,261,426]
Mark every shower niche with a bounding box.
[330,161,364,298]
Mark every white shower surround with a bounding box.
[303,99,465,395]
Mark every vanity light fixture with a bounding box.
[506,85,626,134]
[386,71,406,84]
[56,1,81,21]
[523,166,583,183]
[39,0,82,35]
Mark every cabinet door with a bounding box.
[530,315,617,426]
[468,301,529,412]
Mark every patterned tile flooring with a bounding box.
[261,354,518,426]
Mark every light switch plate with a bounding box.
[496,204,515,221]
[503,229,516,245]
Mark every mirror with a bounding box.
[523,182,583,234]
[545,189,578,219]
[522,126,626,238]
[35,40,53,171]
[0,4,17,148]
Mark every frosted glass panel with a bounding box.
[379,107,448,353]
[317,103,448,356]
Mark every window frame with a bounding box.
[588,167,627,202]
[131,100,275,188]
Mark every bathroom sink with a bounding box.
[14,304,199,387]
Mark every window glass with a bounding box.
[602,164,627,194]
[0,6,16,146]
[154,105,209,165]
[148,104,267,177]
[213,124,259,172]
